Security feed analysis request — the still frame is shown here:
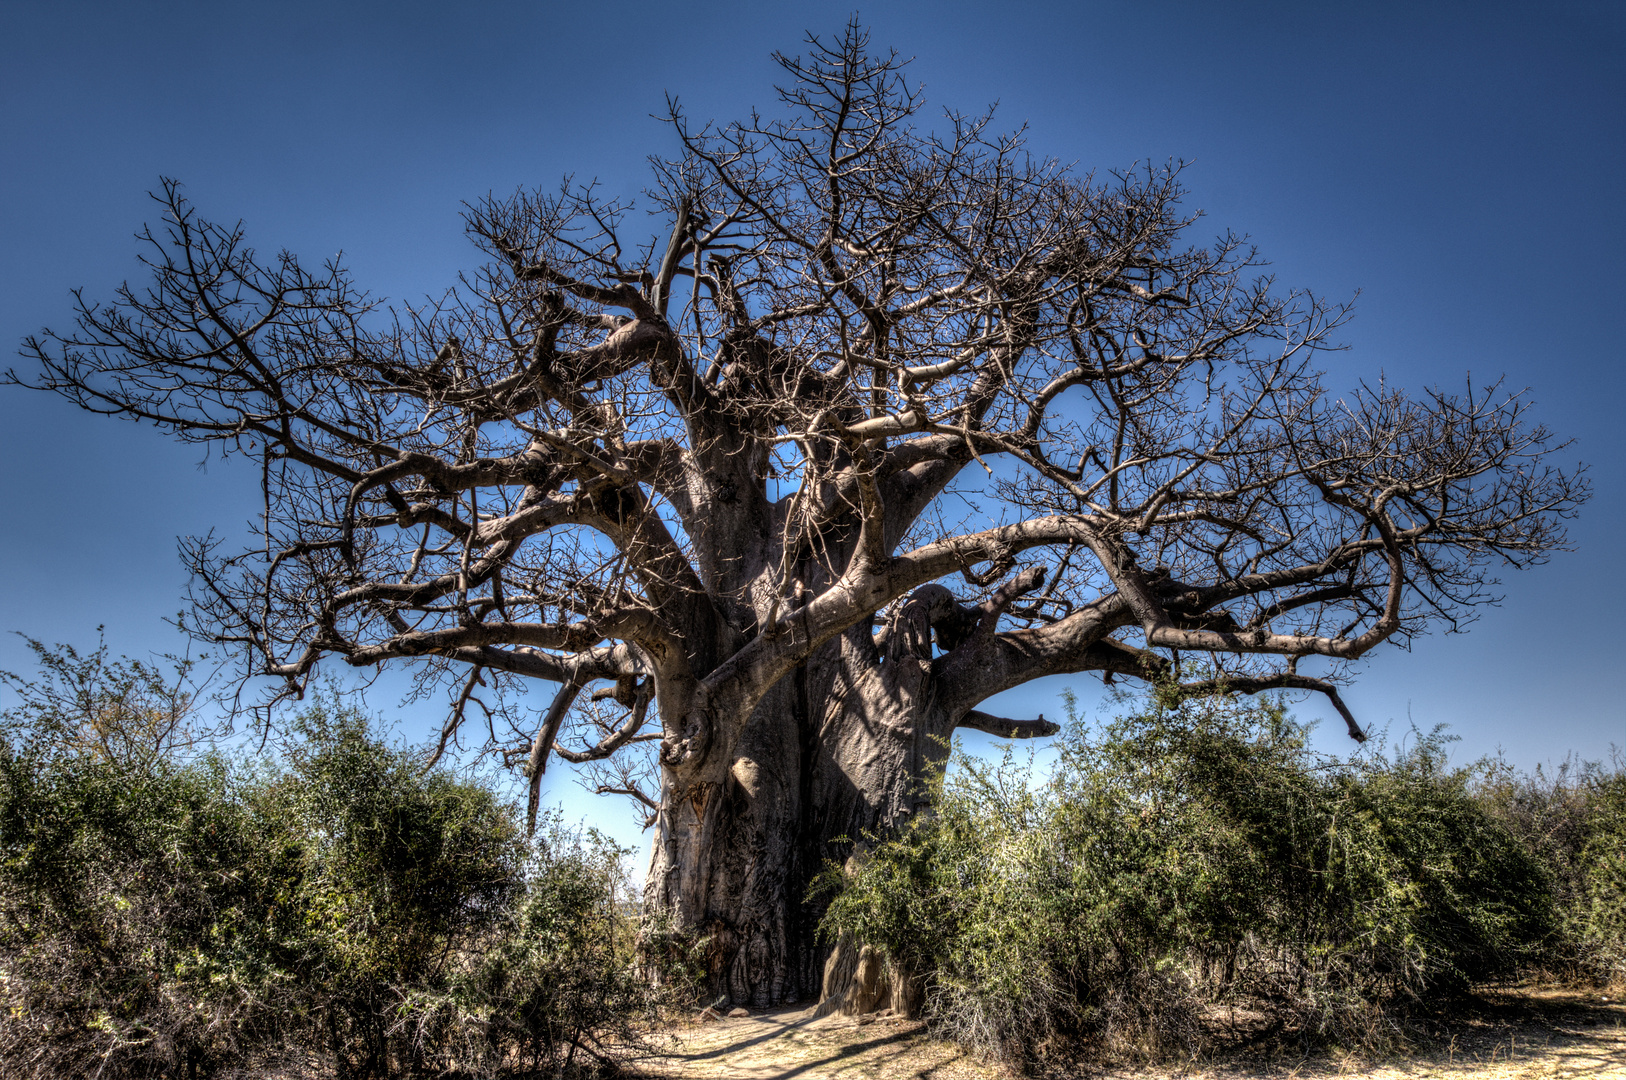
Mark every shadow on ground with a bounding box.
[640,1006,979,1080]
[636,989,1626,1080]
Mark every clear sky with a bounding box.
[2,0,1621,849]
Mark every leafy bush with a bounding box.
[1479,752,1626,982]
[0,630,202,768]
[261,704,531,1077]
[0,641,657,1079]
[398,818,653,1076]
[822,685,1561,1065]
[1577,769,1626,979]
[0,746,276,1077]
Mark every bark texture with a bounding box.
[641,570,952,1001]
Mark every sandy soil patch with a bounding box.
[636,989,1626,1080]
[640,1007,982,1080]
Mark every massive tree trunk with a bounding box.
[644,575,1041,1005]
[645,627,936,1004]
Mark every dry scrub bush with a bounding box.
[821,684,1563,1068]
[0,640,662,1078]
[1479,751,1626,984]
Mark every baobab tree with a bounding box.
[10,26,1585,1006]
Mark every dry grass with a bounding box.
[635,988,1626,1080]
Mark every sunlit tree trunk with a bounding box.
[646,621,959,1004]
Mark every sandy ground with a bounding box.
[635,989,1626,1080]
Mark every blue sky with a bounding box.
[2,1,1622,848]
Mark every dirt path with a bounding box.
[637,990,1626,1079]
[640,1008,982,1080]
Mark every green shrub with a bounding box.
[260,703,530,1078]
[0,631,201,770]
[1577,769,1626,979]
[1480,753,1626,982]
[0,641,655,1078]
[0,749,277,1077]
[822,685,1560,1065]
[398,817,652,1076]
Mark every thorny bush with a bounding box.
[820,683,1611,1068]
[0,640,664,1079]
